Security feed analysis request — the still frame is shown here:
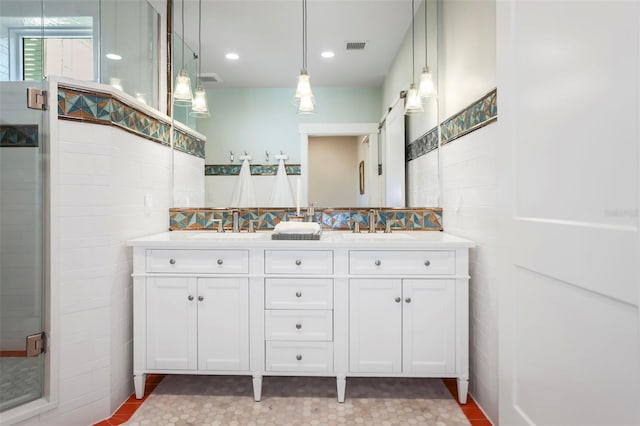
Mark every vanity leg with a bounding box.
[252,374,263,402]
[336,375,346,403]
[457,377,469,404]
[134,373,146,399]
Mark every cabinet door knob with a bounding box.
[375,260,381,266]
[169,258,176,265]
[188,295,194,301]
[296,354,302,361]
[296,323,302,330]
[395,297,401,303]
[197,295,204,301]
[405,297,412,303]
[424,260,431,267]
[295,291,302,298]
[295,259,302,266]
[217,259,224,265]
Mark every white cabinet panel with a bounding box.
[265,278,333,310]
[197,278,249,371]
[265,309,333,341]
[266,341,333,372]
[146,249,248,273]
[265,250,333,274]
[349,279,402,373]
[349,250,455,275]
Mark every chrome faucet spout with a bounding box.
[368,210,377,233]
[231,210,240,233]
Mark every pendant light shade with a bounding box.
[418,1,434,98]
[418,66,434,98]
[405,84,424,114]
[190,0,210,117]
[174,0,193,105]
[295,0,314,113]
[405,0,423,115]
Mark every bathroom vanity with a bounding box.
[128,231,474,403]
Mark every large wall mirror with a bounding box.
[172,0,439,209]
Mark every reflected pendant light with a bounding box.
[174,0,193,105]
[294,0,315,114]
[418,0,434,98]
[190,0,210,117]
[405,0,423,114]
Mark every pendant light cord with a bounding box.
[302,0,308,71]
[411,0,415,84]
[181,0,185,68]
[424,0,428,67]
[197,0,202,84]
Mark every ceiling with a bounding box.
[178,0,415,88]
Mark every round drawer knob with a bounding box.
[188,295,194,301]
[198,295,204,301]
[217,259,224,265]
[295,291,302,298]
[395,297,401,303]
[296,323,302,330]
[296,354,302,361]
[295,259,302,266]
[169,258,176,265]
[405,297,412,303]
[424,260,431,267]
[375,260,381,266]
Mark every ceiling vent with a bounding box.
[199,73,222,83]
[345,41,367,51]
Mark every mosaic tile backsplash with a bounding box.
[169,207,442,231]
[205,164,301,176]
[57,85,205,159]
[0,125,38,147]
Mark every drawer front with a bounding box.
[265,310,333,341]
[265,341,333,372]
[146,249,249,274]
[265,250,333,274]
[349,250,455,275]
[265,279,333,310]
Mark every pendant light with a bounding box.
[190,0,210,117]
[174,0,193,105]
[418,0,434,98]
[405,0,423,114]
[294,0,315,114]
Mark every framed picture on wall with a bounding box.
[359,160,365,195]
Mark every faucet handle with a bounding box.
[351,219,361,233]
[384,220,398,233]
[248,220,258,233]
[212,218,224,233]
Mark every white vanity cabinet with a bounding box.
[128,232,472,404]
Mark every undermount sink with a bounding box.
[339,232,415,240]
[188,232,269,240]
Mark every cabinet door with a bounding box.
[197,278,249,371]
[146,277,197,370]
[402,279,456,374]
[349,279,402,373]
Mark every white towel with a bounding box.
[229,159,256,207]
[269,159,294,207]
[273,221,321,235]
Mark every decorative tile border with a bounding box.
[407,126,438,161]
[441,88,497,145]
[0,125,38,147]
[169,207,442,231]
[204,164,301,176]
[57,85,204,159]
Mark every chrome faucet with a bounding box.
[368,210,377,233]
[212,218,224,233]
[231,210,240,232]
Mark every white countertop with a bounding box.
[127,230,475,249]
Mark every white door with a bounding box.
[402,280,455,374]
[349,279,402,373]
[146,277,197,370]
[497,1,640,425]
[197,278,249,371]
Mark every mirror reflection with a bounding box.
[173,0,439,208]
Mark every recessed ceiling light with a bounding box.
[321,51,335,58]
[225,53,239,60]
[105,53,122,61]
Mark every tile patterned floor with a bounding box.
[95,375,492,426]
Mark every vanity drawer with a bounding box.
[265,341,333,372]
[265,310,333,341]
[265,250,333,274]
[146,249,249,274]
[349,250,455,275]
[265,279,333,310]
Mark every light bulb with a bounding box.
[294,70,314,104]
[174,69,193,105]
[418,67,434,98]
[404,84,423,114]
[190,86,210,117]
[298,95,315,114]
